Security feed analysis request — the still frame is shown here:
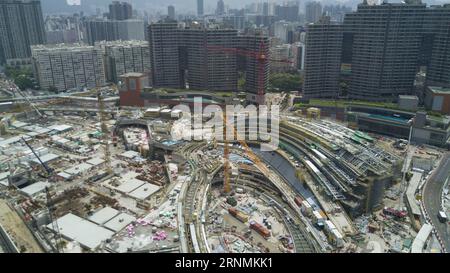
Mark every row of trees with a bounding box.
[269,72,303,92]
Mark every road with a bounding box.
[423,152,450,252]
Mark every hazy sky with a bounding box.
[41,0,449,15]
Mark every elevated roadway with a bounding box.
[422,152,450,252]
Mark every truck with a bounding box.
[438,211,447,223]
[294,196,303,207]
[228,207,249,223]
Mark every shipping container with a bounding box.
[249,220,270,239]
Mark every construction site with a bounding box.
[0,73,449,253]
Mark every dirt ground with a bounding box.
[0,200,43,253]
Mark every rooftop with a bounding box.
[47,213,114,250]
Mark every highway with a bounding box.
[423,152,450,252]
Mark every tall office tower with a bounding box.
[303,17,343,98]
[98,40,151,83]
[148,22,183,88]
[263,2,269,16]
[0,0,46,65]
[239,35,270,103]
[109,1,133,21]
[31,44,105,91]
[168,5,176,20]
[85,19,145,45]
[216,0,225,16]
[197,0,204,16]
[424,5,450,88]
[275,4,299,22]
[305,1,322,23]
[343,2,427,101]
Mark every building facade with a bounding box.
[148,22,269,102]
[304,2,450,102]
[424,5,450,88]
[305,1,323,23]
[304,18,343,98]
[98,40,151,84]
[85,19,145,46]
[343,2,427,101]
[197,0,204,16]
[31,44,105,91]
[0,0,46,65]
[109,1,132,21]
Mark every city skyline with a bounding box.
[40,0,450,15]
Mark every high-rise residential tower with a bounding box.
[97,40,151,84]
[147,22,269,102]
[303,17,343,99]
[108,1,132,21]
[0,0,46,65]
[31,44,105,91]
[343,2,427,101]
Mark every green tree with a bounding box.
[14,74,34,90]
[269,73,302,91]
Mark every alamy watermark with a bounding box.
[170,97,279,152]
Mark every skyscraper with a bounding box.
[197,0,204,16]
[147,22,269,100]
[85,19,145,46]
[343,2,427,101]
[148,22,183,88]
[0,0,46,65]
[303,17,343,99]
[168,5,175,20]
[239,35,270,103]
[216,0,225,16]
[108,1,132,21]
[182,28,238,91]
[424,5,450,88]
[305,1,323,23]
[303,1,450,101]
[275,4,299,22]
[263,2,269,16]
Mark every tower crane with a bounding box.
[21,137,63,252]
[96,88,113,175]
[207,42,292,194]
